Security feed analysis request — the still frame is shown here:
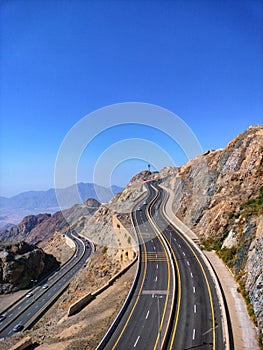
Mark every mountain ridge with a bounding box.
[0,182,122,228]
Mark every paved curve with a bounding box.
[100,180,225,350]
[0,231,92,338]
[150,181,224,350]
[101,183,175,350]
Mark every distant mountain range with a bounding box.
[0,183,123,229]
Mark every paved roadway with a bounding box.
[100,181,224,350]
[0,231,92,338]
[150,181,224,349]
[101,183,175,350]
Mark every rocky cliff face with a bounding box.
[160,126,263,337]
[0,241,59,294]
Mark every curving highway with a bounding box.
[0,231,92,339]
[149,181,224,349]
[99,181,226,350]
[99,183,176,350]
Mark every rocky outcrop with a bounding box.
[163,127,263,239]
[0,214,51,242]
[159,126,263,339]
[0,241,59,294]
[130,170,152,183]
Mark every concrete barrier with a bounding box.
[65,235,76,249]
[8,336,32,350]
[68,293,94,316]
[67,257,137,317]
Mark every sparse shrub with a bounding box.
[235,271,258,327]
[217,185,223,193]
[228,211,235,219]
[239,186,263,216]
[217,247,237,267]
[127,236,131,244]
[101,246,107,254]
[258,332,263,350]
[200,237,223,251]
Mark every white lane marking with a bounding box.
[8,313,13,317]
[151,240,153,243]
[178,244,181,248]
[156,264,158,269]
[155,276,158,282]
[187,261,190,266]
[194,304,197,313]
[152,293,154,298]
[190,272,193,278]
[156,254,158,258]
[192,328,196,340]
[174,237,177,241]
[134,335,140,347]
[27,312,31,316]
[146,310,150,319]
[193,286,196,294]
[182,251,185,256]
[18,306,22,310]
[153,246,156,250]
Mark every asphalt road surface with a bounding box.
[100,181,225,350]
[0,231,92,339]
[150,181,224,350]
[101,183,175,350]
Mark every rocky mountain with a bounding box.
[0,183,122,228]
[0,198,101,244]
[0,241,59,294]
[0,126,262,348]
[157,125,263,339]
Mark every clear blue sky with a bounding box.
[0,0,262,197]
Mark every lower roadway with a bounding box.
[0,231,92,339]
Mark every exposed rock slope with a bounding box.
[0,241,59,294]
[160,126,263,339]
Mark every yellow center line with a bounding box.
[112,189,162,349]
[111,207,148,349]
[159,186,216,350]
[147,186,172,350]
